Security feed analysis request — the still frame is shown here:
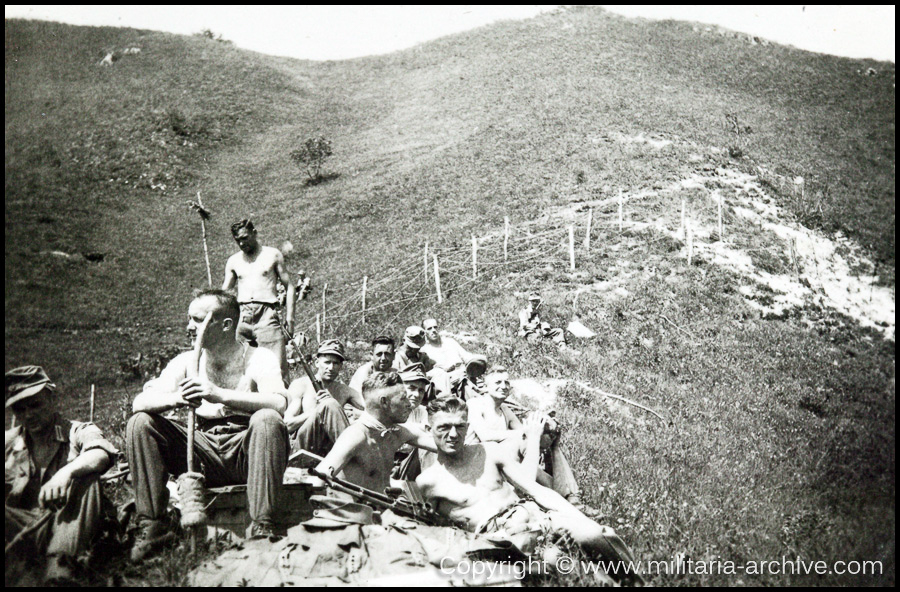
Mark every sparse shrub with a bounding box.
[724,113,752,159]
[196,29,230,43]
[290,136,334,184]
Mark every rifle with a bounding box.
[289,449,449,527]
[278,322,324,392]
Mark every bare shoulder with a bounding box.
[481,441,508,465]
[415,463,440,492]
[262,245,283,261]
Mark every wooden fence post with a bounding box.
[433,254,443,304]
[316,314,321,343]
[361,276,368,323]
[90,384,95,423]
[583,208,592,250]
[618,190,624,231]
[322,283,327,331]
[504,217,509,262]
[424,241,429,283]
[568,226,576,271]
[717,192,724,241]
[686,222,693,266]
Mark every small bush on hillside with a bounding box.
[196,29,230,43]
[290,136,335,185]
[724,113,752,158]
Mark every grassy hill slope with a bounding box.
[5,8,894,586]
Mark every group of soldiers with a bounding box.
[6,219,641,585]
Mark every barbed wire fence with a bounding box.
[289,185,731,349]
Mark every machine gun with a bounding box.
[289,449,450,527]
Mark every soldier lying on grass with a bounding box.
[6,366,118,585]
[315,371,435,494]
[417,396,643,585]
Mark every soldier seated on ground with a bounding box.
[6,366,118,584]
[452,355,488,400]
[466,366,595,513]
[315,371,436,494]
[285,340,365,460]
[417,397,642,585]
[518,293,573,351]
[392,363,432,481]
[420,318,474,396]
[348,335,397,394]
[393,326,437,374]
[126,289,289,561]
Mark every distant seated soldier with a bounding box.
[285,340,365,459]
[518,293,569,350]
[315,371,436,494]
[420,318,474,396]
[393,326,437,374]
[466,366,592,512]
[126,290,289,561]
[6,366,117,584]
[349,335,396,394]
[417,397,642,585]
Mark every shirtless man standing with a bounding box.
[315,371,435,493]
[285,340,365,458]
[223,219,295,380]
[417,397,641,584]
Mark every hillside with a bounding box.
[5,8,895,586]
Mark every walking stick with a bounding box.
[5,510,53,554]
[188,192,212,287]
[179,311,213,554]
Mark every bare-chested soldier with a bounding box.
[315,371,436,493]
[466,366,587,511]
[223,219,295,381]
[284,340,365,458]
[417,397,642,584]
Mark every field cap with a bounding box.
[465,355,488,378]
[528,293,542,302]
[301,495,375,528]
[403,326,426,349]
[6,366,56,408]
[399,363,429,384]
[317,339,346,361]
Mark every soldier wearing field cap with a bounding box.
[5,366,117,584]
[393,326,437,375]
[518,293,569,349]
[393,363,433,481]
[285,339,365,460]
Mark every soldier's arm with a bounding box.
[222,255,237,291]
[316,427,365,477]
[400,423,438,452]
[132,353,194,413]
[273,250,295,333]
[284,378,314,432]
[492,444,581,517]
[345,385,366,411]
